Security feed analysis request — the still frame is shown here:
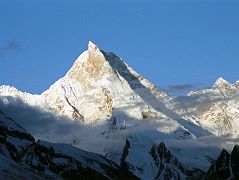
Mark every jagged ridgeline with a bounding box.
[206,145,239,179]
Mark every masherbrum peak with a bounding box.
[42,41,171,125]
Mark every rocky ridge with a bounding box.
[0,109,137,179]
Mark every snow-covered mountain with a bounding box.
[169,77,239,136]
[42,41,172,124]
[1,41,239,179]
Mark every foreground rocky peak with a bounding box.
[206,145,239,179]
[119,136,205,179]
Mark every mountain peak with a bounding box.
[62,41,116,95]
[88,41,98,51]
[234,80,239,88]
[213,77,230,87]
[212,77,237,92]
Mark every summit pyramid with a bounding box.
[42,41,172,125]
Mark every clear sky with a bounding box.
[0,0,239,96]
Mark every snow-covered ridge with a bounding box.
[171,77,239,136]
[188,77,238,97]
[0,85,45,107]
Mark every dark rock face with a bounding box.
[151,142,188,179]
[231,145,239,178]
[0,110,35,161]
[206,149,230,179]
[23,140,137,180]
[23,142,109,179]
[0,110,137,179]
[120,139,130,167]
[187,168,206,180]
[205,146,239,180]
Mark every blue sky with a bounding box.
[0,0,239,95]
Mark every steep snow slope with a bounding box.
[170,77,239,136]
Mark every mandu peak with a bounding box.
[1,41,239,179]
